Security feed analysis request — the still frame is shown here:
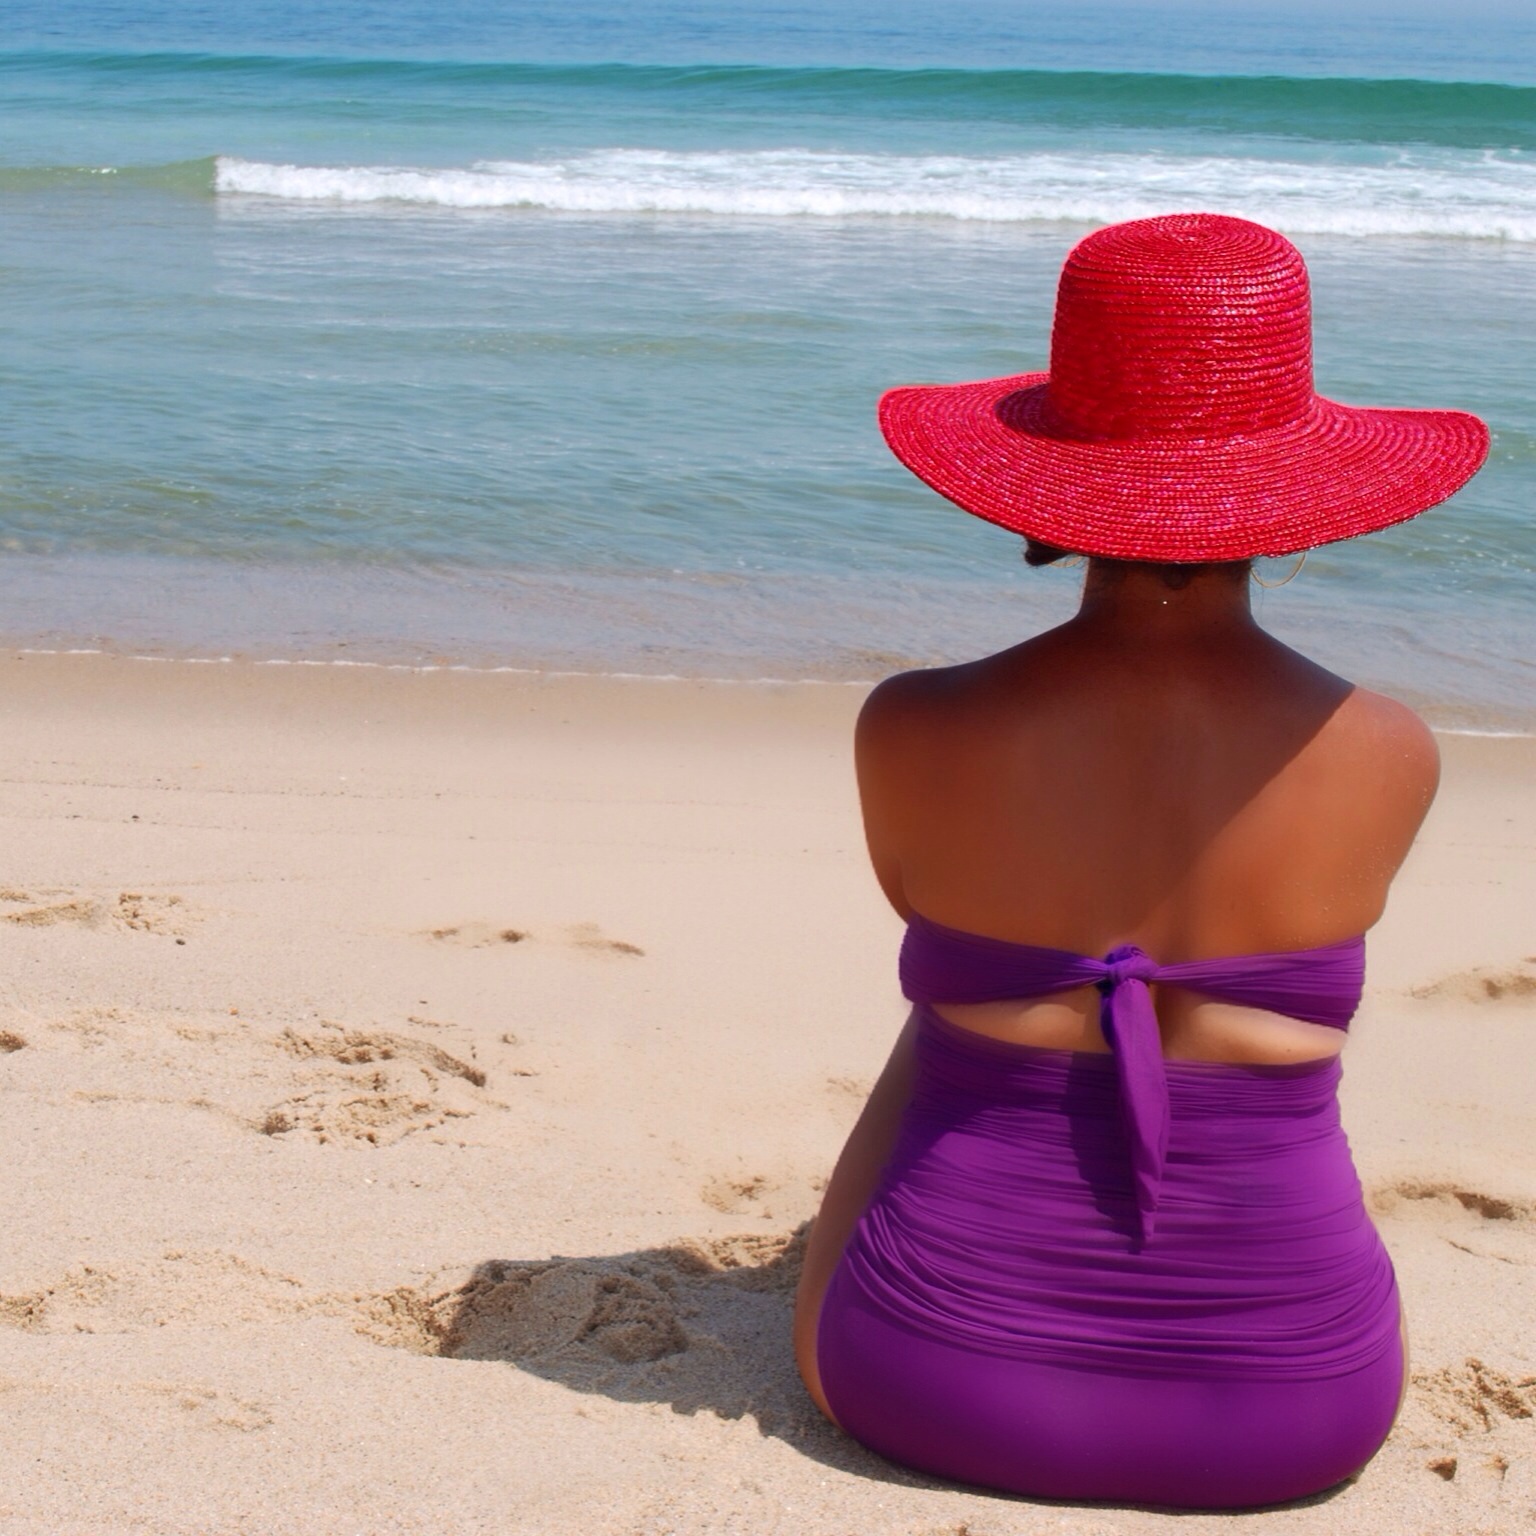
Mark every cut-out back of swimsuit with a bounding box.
[899,911,1366,1240]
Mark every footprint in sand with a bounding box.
[701,1174,776,1216]
[423,922,529,948]
[0,889,191,939]
[0,1250,313,1337]
[47,1006,132,1049]
[138,1383,275,1433]
[261,1022,490,1146]
[565,922,645,957]
[362,1263,687,1364]
[1371,1178,1536,1269]
[1371,1179,1530,1224]
[1412,1357,1536,1435]
[259,1085,472,1146]
[357,1228,807,1365]
[0,1378,274,1435]
[0,1290,48,1331]
[421,920,644,956]
[277,1024,486,1086]
[1410,958,1536,1003]
[698,1171,826,1222]
[825,1074,872,1101]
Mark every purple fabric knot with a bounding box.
[1100,944,1159,991]
[1093,944,1168,1245]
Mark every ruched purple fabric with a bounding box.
[817,916,1401,1509]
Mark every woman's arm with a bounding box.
[853,674,924,920]
[793,674,935,1415]
[793,1012,917,1421]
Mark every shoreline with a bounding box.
[0,550,1530,736]
[10,644,1536,737]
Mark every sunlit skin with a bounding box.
[794,556,1435,1435]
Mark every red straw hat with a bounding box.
[878,213,1489,561]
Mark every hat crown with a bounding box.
[1046,213,1314,441]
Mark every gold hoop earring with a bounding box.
[1252,551,1308,589]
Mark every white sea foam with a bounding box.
[215,147,1536,240]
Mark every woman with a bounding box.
[793,213,1488,1509]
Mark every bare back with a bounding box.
[855,578,1439,1064]
[794,565,1438,1414]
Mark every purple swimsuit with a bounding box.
[817,913,1402,1510]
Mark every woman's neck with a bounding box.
[1071,559,1261,647]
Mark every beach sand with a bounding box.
[0,650,1531,1536]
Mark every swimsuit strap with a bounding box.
[900,913,1366,1243]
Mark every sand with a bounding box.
[0,649,1531,1536]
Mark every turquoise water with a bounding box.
[1,3,1532,723]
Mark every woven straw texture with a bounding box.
[879,213,1490,561]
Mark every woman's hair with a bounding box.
[1022,537,1250,592]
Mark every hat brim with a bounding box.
[878,373,1490,562]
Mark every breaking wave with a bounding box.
[214,146,1536,240]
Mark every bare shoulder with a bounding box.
[1317,685,1441,818]
[854,667,977,918]
[855,662,972,751]
[856,642,1067,793]
[853,663,991,844]
[1331,686,1440,774]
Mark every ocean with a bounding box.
[1,1,1532,727]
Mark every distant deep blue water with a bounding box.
[0,2,1532,724]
